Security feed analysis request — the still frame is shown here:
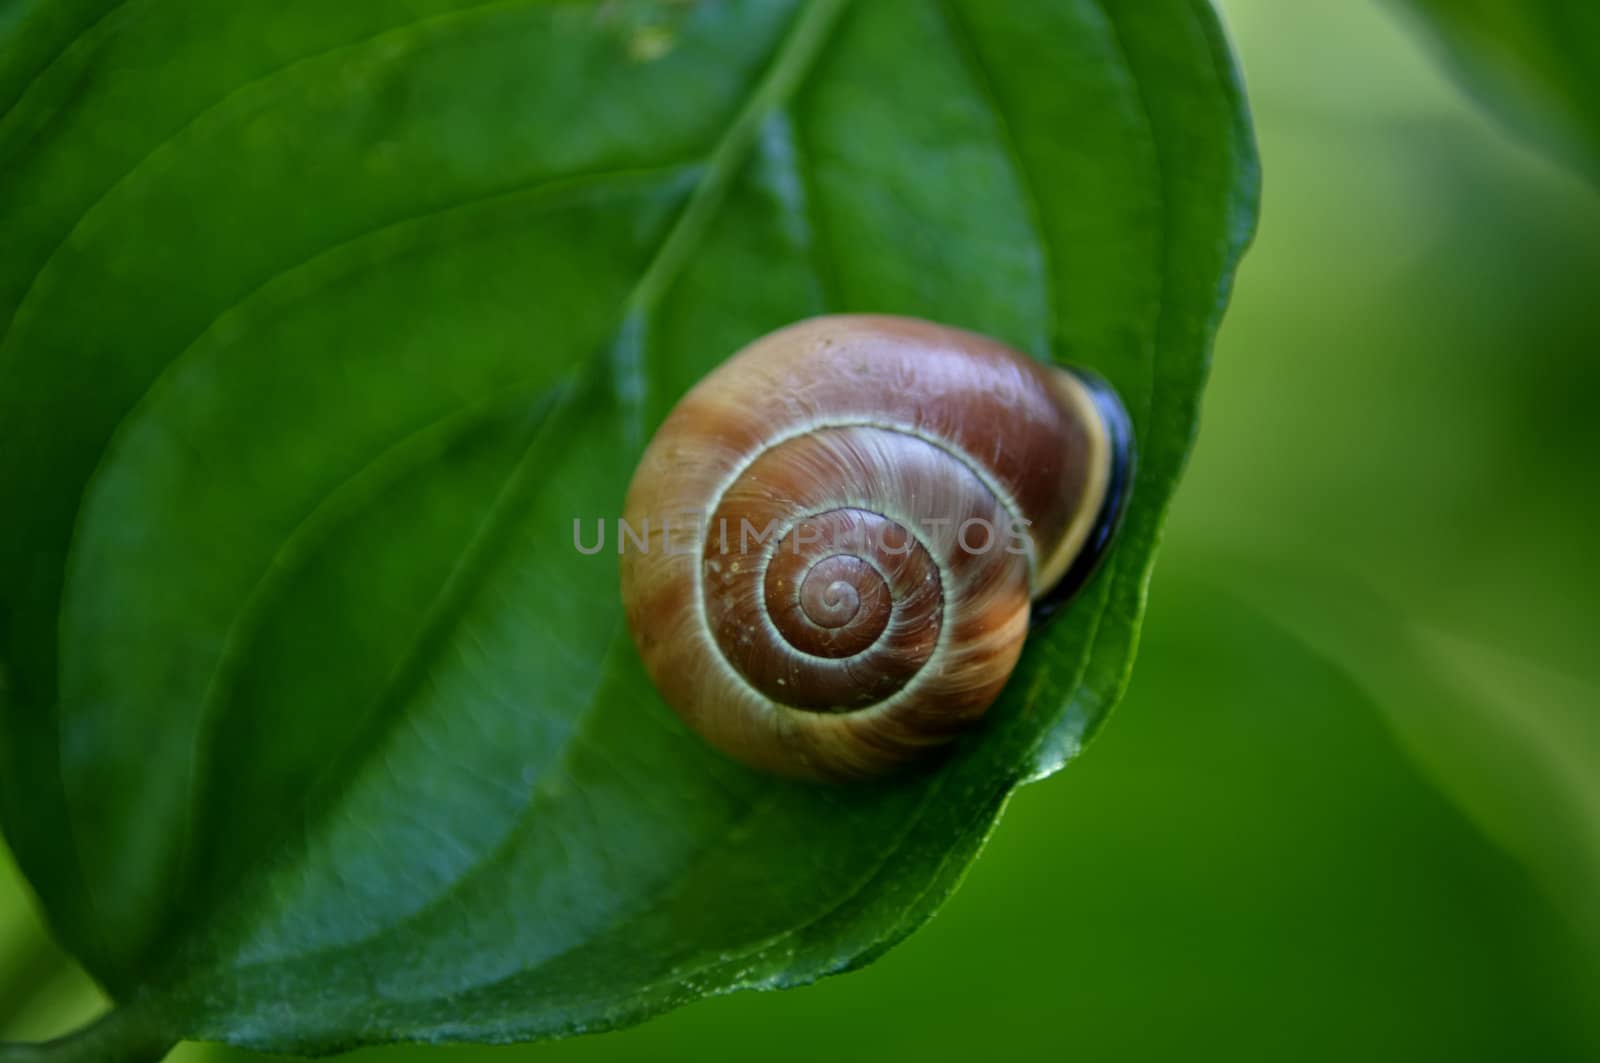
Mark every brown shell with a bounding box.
[619,315,1129,782]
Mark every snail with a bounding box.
[619,315,1133,782]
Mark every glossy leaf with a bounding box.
[1392,0,1600,179]
[0,0,1257,1051]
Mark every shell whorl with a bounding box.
[621,315,1130,781]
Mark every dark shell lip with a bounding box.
[1032,366,1137,624]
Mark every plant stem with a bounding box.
[0,1007,174,1063]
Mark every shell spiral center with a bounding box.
[705,497,945,712]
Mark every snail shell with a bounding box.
[620,315,1132,782]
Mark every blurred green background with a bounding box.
[4,0,1598,1058]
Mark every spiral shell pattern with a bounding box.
[621,315,1130,781]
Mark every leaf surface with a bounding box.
[1393,0,1600,179]
[0,0,1257,1050]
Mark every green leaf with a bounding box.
[0,0,1257,1052]
[1391,0,1600,179]
[1212,556,1600,962]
